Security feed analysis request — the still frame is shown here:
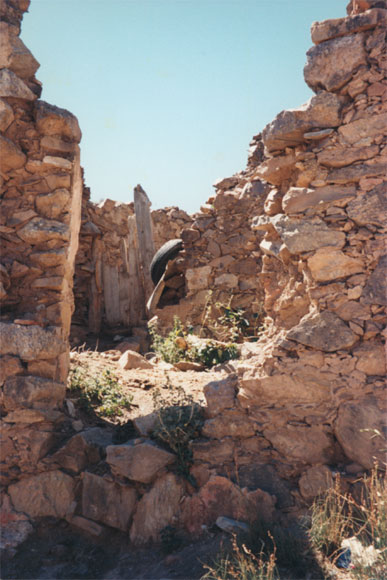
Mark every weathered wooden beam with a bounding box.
[133,184,155,302]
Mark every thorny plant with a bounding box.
[68,364,133,419]
[309,466,387,578]
[152,383,204,483]
[200,291,264,343]
[148,315,239,368]
[202,534,278,580]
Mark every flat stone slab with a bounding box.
[287,310,357,351]
[0,322,66,361]
[106,440,175,483]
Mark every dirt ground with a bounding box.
[1,515,232,580]
[68,343,222,423]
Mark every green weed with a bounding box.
[152,385,204,481]
[148,316,239,368]
[68,364,133,419]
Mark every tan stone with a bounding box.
[186,265,211,293]
[31,276,62,291]
[363,255,387,306]
[35,189,71,219]
[204,376,236,418]
[29,249,66,268]
[40,136,76,155]
[118,350,153,370]
[318,145,379,168]
[311,9,387,44]
[8,471,75,518]
[354,342,386,375]
[0,322,66,361]
[271,215,345,254]
[68,516,103,537]
[327,163,385,184]
[287,311,357,351]
[304,34,367,92]
[202,410,255,439]
[262,92,344,152]
[130,473,184,545]
[0,97,14,132]
[282,185,356,214]
[2,375,65,411]
[299,465,334,499]
[0,135,26,173]
[106,440,175,483]
[0,355,23,386]
[239,367,333,408]
[338,113,387,145]
[44,173,71,190]
[0,22,39,79]
[0,68,36,100]
[50,428,112,473]
[214,273,238,288]
[17,217,69,244]
[335,401,386,468]
[81,472,137,531]
[263,425,332,463]
[36,100,81,143]
[191,438,235,464]
[346,184,386,227]
[27,359,56,379]
[308,248,364,282]
[254,152,296,186]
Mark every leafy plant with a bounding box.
[148,315,239,368]
[68,364,133,419]
[152,385,204,481]
[200,291,264,343]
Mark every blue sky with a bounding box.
[21,0,345,214]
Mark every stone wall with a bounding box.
[72,195,192,337]
[0,0,83,547]
[1,0,386,554]
[191,0,387,517]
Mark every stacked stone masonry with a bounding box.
[1,0,386,553]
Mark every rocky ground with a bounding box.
[2,337,234,580]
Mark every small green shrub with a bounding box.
[152,386,204,481]
[148,316,239,368]
[68,364,133,419]
[200,291,265,343]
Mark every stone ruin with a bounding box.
[0,0,386,555]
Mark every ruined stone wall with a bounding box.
[1,0,386,553]
[72,198,192,336]
[0,0,82,524]
[189,0,387,521]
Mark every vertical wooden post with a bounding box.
[133,184,155,301]
[88,236,103,334]
[126,216,145,325]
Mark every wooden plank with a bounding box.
[133,184,155,302]
[127,215,145,326]
[102,261,121,327]
[88,237,103,334]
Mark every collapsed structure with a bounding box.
[0,0,386,552]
